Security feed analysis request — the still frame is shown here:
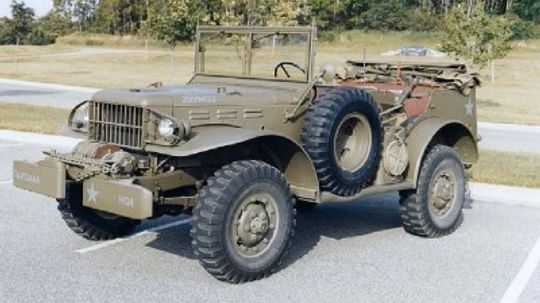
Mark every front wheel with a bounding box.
[399,145,466,238]
[57,198,139,240]
[190,160,296,283]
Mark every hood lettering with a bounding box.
[182,95,217,104]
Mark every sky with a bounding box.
[0,0,53,18]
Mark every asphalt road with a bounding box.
[0,80,95,109]
[478,123,540,154]
[1,79,538,154]
[1,140,540,303]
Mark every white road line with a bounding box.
[0,180,12,185]
[74,218,191,254]
[500,234,540,303]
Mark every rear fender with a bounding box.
[406,118,479,186]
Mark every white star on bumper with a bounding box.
[87,183,99,203]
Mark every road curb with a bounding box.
[470,182,540,209]
[0,130,81,149]
[0,78,99,94]
[478,122,540,134]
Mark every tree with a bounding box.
[440,5,513,69]
[94,0,148,35]
[220,0,302,26]
[7,0,35,45]
[143,0,207,46]
[73,0,97,31]
[144,0,302,45]
[37,11,73,37]
[52,0,75,18]
[353,0,409,31]
[0,18,14,45]
[512,0,540,23]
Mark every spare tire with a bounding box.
[301,87,382,196]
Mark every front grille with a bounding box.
[89,101,145,148]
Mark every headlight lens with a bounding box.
[158,118,177,138]
[69,102,89,133]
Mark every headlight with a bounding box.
[158,118,177,138]
[69,101,89,133]
[153,114,191,145]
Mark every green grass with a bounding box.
[0,103,69,134]
[471,150,540,188]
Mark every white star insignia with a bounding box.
[465,97,474,117]
[87,183,99,203]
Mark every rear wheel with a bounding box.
[399,145,466,237]
[190,160,296,283]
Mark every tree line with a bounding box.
[0,0,538,46]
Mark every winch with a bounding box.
[45,141,140,181]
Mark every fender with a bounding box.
[146,126,320,200]
[405,117,479,186]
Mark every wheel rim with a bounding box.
[428,168,457,218]
[230,193,279,257]
[333,113,372,172]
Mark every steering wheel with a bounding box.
[273,61,306,78]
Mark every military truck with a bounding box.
[13,26,479,283]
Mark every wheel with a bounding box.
[301,87,382,196]
[399,145,466,238]
[57,197,139,241]
[190,160,296,283]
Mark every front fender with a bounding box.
[406,118,478,186]
[146,126,320,201]
[146,126,278,157]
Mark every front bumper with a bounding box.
[13,159,153,220]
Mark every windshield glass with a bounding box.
[196,27,314,82]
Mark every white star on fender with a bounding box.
[465,97,474,117]
[87,183,99,203]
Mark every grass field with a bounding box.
[0,31,539,124]
[0,44,74,59]
[472,150,540,188]
[0,103,69,134]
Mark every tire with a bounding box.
[57,198,139,241]
[302,87,383,196]
[190,160,296,283]
[399,145,466,238]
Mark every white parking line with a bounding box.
[0,180,12,186]
[74,218,191,254]
[500,234,540,303]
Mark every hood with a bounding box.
[91,84,301,110]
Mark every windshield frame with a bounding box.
[194,26,317,83]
